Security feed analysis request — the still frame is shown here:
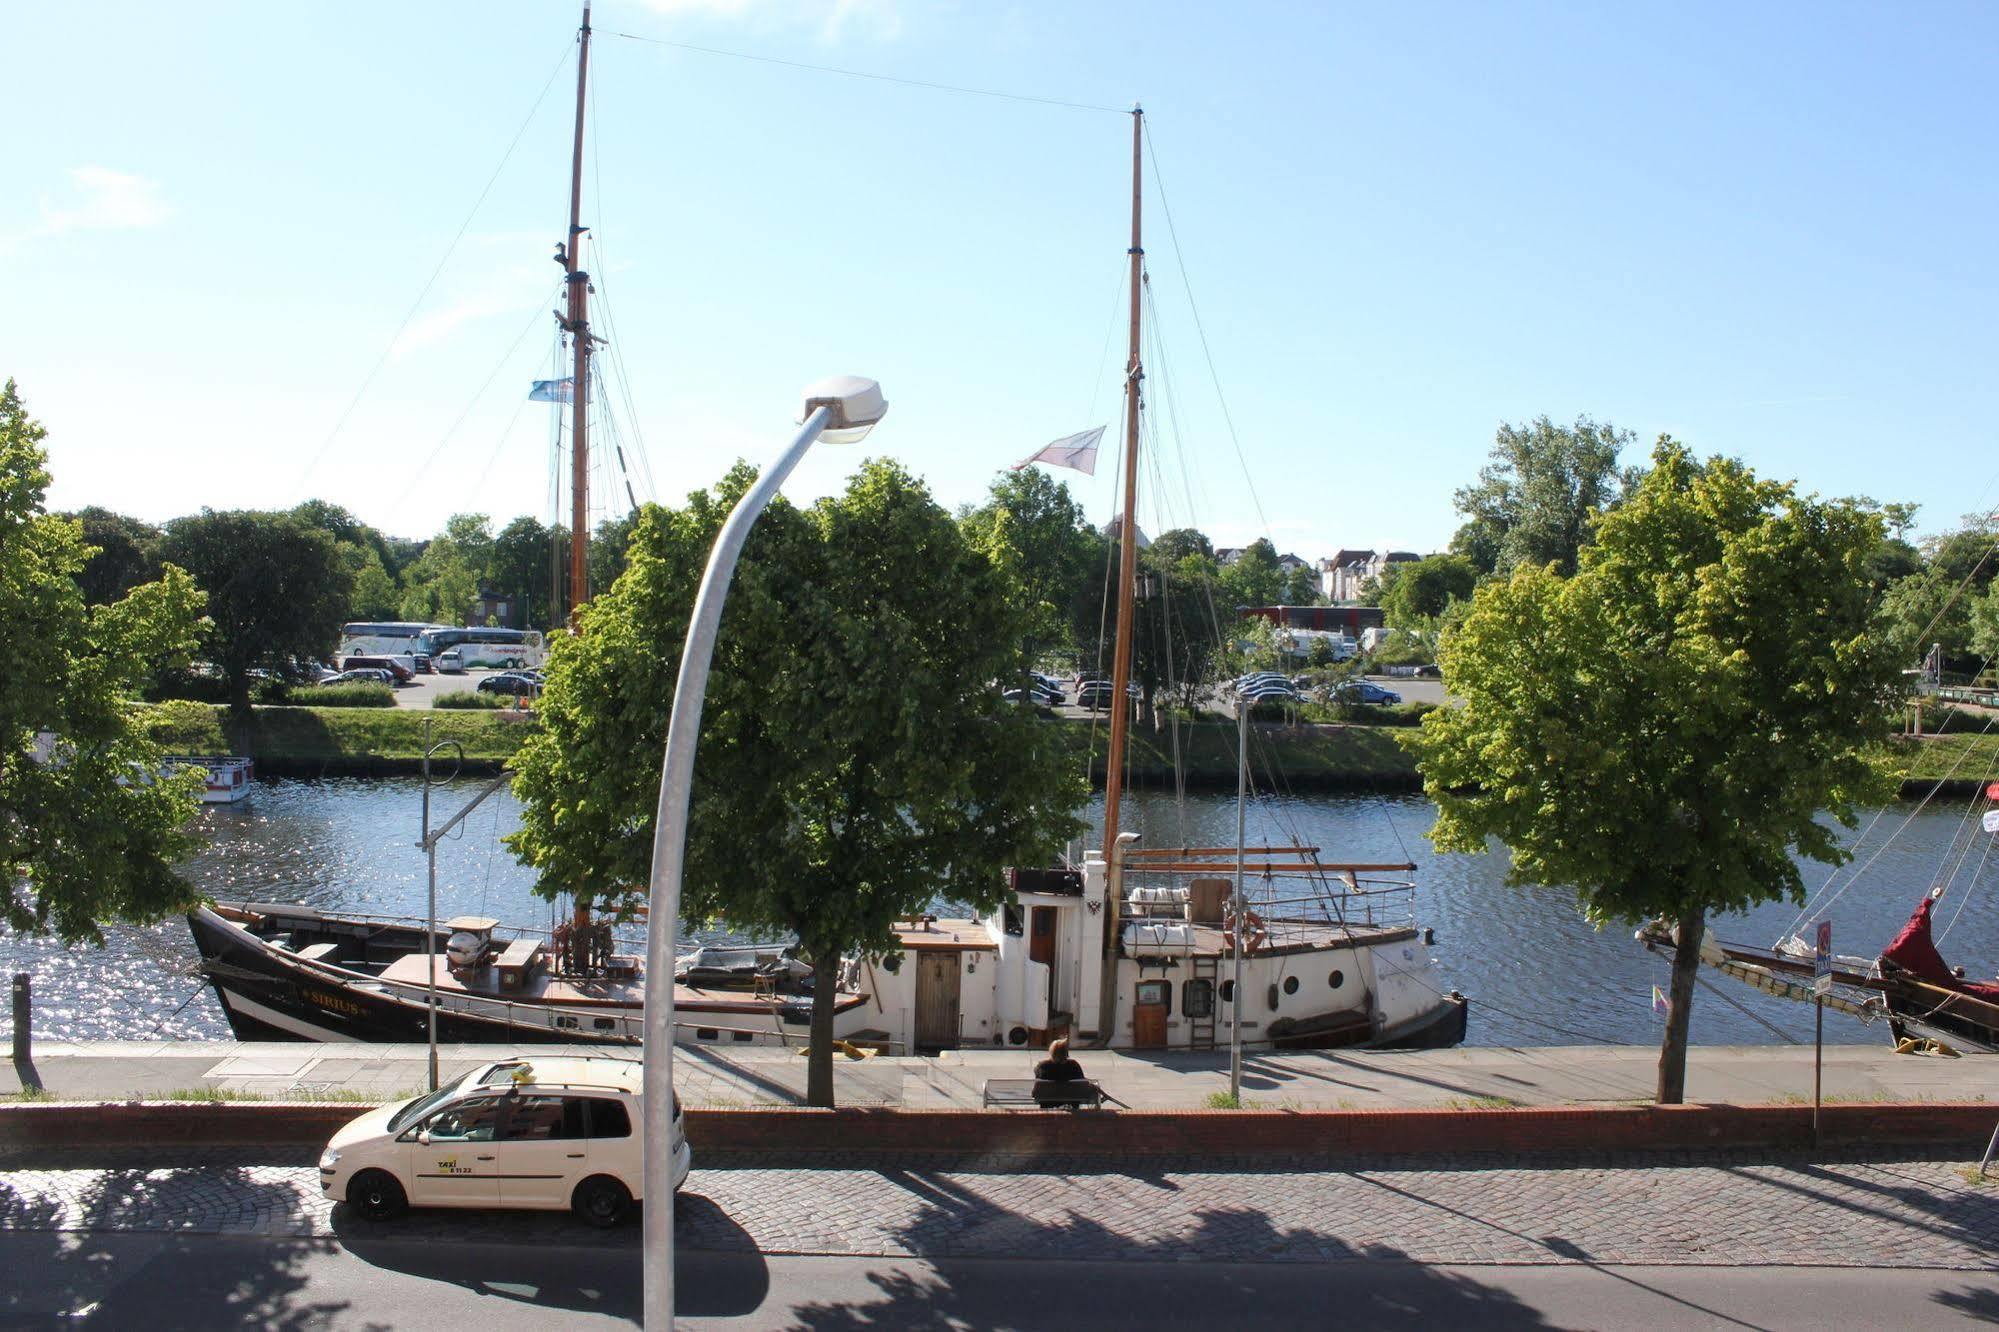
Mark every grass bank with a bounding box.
[1881,731,1999,791]
[135,702,532,774]
[1062,719,1420,790]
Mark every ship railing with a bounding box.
[1120,864,1418,933]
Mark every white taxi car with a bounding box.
[319,1056,688,1227]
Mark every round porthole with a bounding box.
[1008,1026,1028,1045]
[1219,979,1235,1004]
[1329,969,1345,990]
[1282,976,1299,996]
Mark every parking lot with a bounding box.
[384,668,531,709]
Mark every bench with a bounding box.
[494,936,545,990]
[981,1078,1111,1110]
[295,942,340,964]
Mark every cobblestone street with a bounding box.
[5,1150,1998,1271]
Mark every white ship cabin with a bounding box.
[857,841,1461,1055]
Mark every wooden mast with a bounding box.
[562,3,594,628]
[1103,105,1144,855]
[1095,105,1144,1038]
[563,3,595,941]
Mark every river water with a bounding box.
[2,777,1992,1050]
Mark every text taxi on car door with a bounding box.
[318,1056,688,1228]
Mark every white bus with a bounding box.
[338,622,447,661]
[416,626,545,670]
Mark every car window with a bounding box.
[499,1095,569,1141]
[424,1095,503,1141]
[587,1097,632,1139]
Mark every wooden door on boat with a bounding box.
[1029,907,1058,991]
[914,950,961,1051]
[1133,979,1170,1048]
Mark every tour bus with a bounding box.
[417,626,545,670]
[338,622,448,661]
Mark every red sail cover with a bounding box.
[1881,898,1999,1002]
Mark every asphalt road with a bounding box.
[389,667,516,708]
[4,1233,1994,1330]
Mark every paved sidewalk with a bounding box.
[5,1039,1994,1109]
[3,1149,1998,1271]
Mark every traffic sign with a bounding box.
[1813,920,1833,997]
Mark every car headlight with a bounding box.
[319,1147,341,1171]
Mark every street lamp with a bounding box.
[640,375,887,1330]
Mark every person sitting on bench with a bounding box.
[1032,1038,1088,1107]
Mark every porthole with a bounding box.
[695,1027,719,1041]
[1282,976,1299,996]
[1219,980,1235,1004]
[1329,969,1345,990]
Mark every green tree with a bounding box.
[344,545,401,621]
[587,513,637,603]
[156,509,353,705]
[960,468,1102,660]
[508,460,1084,1106]
[1219,539,1286,609]
[1414,441,1899,1103]
[1280,561,1321,606]
[397,513,493,626]
[1451,415,1636,575]
[492,516,562,630]
[1,381,209,942]
[1150,527,1214,566]
[1877,567,1972,666]
[1380,554,1478,627]
[66,506,160,606]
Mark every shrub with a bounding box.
[433,690,515,710]
[1303,700,1439,727]
[284,683,397,708]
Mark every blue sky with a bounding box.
[4,1,1995,560]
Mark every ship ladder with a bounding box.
[1190,955,1219,1051]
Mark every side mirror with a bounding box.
[417,1130,432,1146]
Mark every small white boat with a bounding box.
[163,755,255,804]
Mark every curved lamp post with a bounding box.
[641,375,887,1329]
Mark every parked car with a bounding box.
[478,673,542,698]
[411,654,433,675]
[320,1056,687,1227]
[1325,679,1402,705]
[435,651,466,674]
[341,655,414,684]
[327,668,396,686]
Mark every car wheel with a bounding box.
[348,1169,407,1221]
[573,1175,632,1229]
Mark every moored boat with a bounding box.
[189,901,874,1048]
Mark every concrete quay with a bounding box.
[4,1038,1992,1111]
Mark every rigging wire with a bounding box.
[295,40,574,491]
[385,280,565,519]
[611,30,1128,115]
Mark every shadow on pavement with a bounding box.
[329,1190,768,1323]
[0,1232,357,1331]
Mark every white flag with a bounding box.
[1013,426,1105,476]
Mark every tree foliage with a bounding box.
[156,509,352,704]
[1379,554,1478,627]
[1414,441,1900,1103]
[1,381,209,942]
[66,506,160,606]
[1219,538,1287,609]
[959,468,1103,660]
[508,460,1085,1106]
[1451,415,1636,575]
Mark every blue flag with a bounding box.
[530,378,574,403]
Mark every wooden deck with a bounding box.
[376,953,869,1015]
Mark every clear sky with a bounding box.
[4,1,1995,561]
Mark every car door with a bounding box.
[406,1094,504,1208]
[585,1094,641,1196]
[496,1094,590,1209]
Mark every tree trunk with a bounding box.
[805,942,837,1109]
[1656,904,1706,1104]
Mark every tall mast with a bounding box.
[1103,106,1144,854]
[563,3,595,939]
[563,3,594,626]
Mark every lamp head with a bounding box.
[800,374,888,445]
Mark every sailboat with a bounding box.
[848,109,1469,1056]
[187,34,1468,1058]
[185,4,876,1050]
